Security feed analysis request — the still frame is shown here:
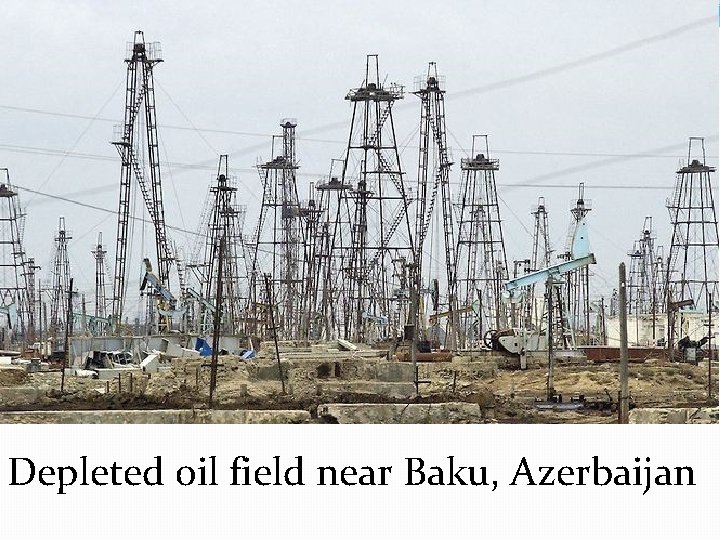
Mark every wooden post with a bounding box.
[264,273,285,394]
[60,278,73,393]
[546,277,554,401]
[208,237,225,408]
[618,263,630,424]
[708,292,713,400]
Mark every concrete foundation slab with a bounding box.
[317,402,492,423]
[629,407,718,424]
[96,368,143,380]
[316,381,416,400]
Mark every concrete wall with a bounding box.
[606,313,717,347]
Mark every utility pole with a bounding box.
[208,238,225,408]
[618,263,630,424]
[264,273,285,394]
[60,278,74,394]
[546,277,554,401]
[408,260,419,394]
[708,292,713,400]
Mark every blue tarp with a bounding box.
[195,337,213,357]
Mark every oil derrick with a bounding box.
[306,160,354,340]
[296,180,327,340]
[525,197,552,330]
[49,217,72,340]
[23,258,41,343]
[250,120,305,340]
[87,232,109,336]
[627,217,657,315]
[524,197,565,344]
[653,245,667,315]
[199,155,246,335]
[455,136,509,348]
[626,217,663,346]
[336,55,415,343]
[561,183,592,344]
[665,137,719,349]
[413,62,458,349]
[92,233,107,318]
[111,30,173,333]
[0,171,32,343]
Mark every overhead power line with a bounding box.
[0,15,713,155]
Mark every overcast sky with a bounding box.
[1,0,717,315]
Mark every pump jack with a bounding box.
[489,219,596,355]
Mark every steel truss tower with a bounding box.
[336,55,415,343]
[525,197,552,330]
[413,62,458,349]
[111,30,173,332]
[296,182,321,341]
[665,137,718,348]
[197,155,246,335]
[49,217,72,339]
[627,217,658,315]
[84,233,109,336]
[525,197,565,344]
[0,171,32,342]
[455,136,509,348]
[24,258,40,344]
[92,233,107,319]
[250,120,306,340]
[307,160,354,341]
[562,183,592,344]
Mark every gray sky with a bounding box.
[1,0,717,314]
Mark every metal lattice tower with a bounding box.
[49,217,72,339]
[413,62,458,348]
[525,197,552,330]
[626,217,665,346]
[296,178,329,341]
[23,258,40,344]
[250,120,305,340]
[526,197,567,343]
[197,155,246,335]
[562,183,592,344]
[653,245,667,314]
[336,55,415,343]
[455,136,509,347]
[307,160,354,341]
[111,30,173,332]
[92,232,108,319]
[0,171,32,342]
[665,137,719,347]
[627,217,657,315]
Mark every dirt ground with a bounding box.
[1,358,717,423]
